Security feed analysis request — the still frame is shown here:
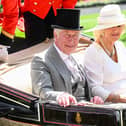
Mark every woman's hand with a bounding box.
[105,93,126,103]
[119,94,126,103]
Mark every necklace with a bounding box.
[100,40,115,57]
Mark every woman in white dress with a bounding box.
[84,4,126,103]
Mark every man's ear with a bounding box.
[54,29,59,40]
[54,29,57,38]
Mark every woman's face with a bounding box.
[103,24,125,42]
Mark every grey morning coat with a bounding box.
[31,44,90,103]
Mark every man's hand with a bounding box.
[77,96,104,106]
[56,93,77,107]
[90,96,104,104]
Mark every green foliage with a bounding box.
[80,13,98,37]
[0,3,3,12]
[15,28,25,38]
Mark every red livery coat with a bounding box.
[0,0,77,35]
[21,0,77,19]
[1,0,22,35]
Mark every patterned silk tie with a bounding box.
[67,56,82,80]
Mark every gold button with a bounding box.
[33,9,36,12]
[34,2,38,5]
[49,2,51,5]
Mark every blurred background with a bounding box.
[0,0,126,44]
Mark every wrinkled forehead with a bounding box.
[60,29,80,34]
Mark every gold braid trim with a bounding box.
[1,29,14,39]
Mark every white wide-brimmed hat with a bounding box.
[85,4,126,32]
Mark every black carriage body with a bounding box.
[41,103,122,126]
[0,83,125,126]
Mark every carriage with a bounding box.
[0,82,126,126]
[0,35,125,126]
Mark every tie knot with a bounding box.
[67,55,76,65]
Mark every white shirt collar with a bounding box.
[54,43,69,61]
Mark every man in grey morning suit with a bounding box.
[31,9,104,107]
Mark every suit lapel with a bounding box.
[47,45,72,93]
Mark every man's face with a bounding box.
[55,29,80,55]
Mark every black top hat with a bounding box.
[51,9,83,30]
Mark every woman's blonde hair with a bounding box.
[93,30,104,42]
